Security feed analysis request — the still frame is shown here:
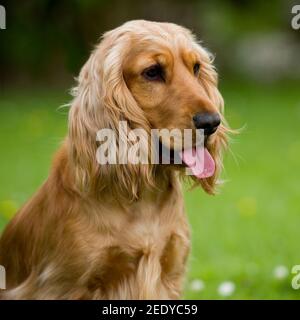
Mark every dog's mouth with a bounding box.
[158,138,215,179]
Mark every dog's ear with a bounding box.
[68,49,104,195]
[68,37,154,201]
[196,48,229,194]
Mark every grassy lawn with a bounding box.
[0,81,300,299]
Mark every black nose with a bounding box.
[193,112,221,135]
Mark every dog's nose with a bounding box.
[193,112,221,135]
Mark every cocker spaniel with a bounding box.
[0,20,229,299]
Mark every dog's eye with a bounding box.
[193,63,200,76]
[142,65,164,81]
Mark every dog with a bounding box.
[0,20,229,299]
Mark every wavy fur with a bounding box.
[0,20,229,299]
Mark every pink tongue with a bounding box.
[179,147,215,179]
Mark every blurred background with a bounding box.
[0,0,300,299]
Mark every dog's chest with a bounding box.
[86,186,190,298]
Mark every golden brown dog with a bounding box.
[0,20,229,299]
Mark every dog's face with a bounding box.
[120,23,227,185]
[70,20,229,198]
[121,24,225,157]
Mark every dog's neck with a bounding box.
[50,141,181,206]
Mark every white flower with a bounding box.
[273,265,289,280]
[190,279,205,292]
[218,281,235,297]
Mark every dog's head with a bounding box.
[69,20,229,200]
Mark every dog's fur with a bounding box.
[0,20,228,299]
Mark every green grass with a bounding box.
[0,82,300,299]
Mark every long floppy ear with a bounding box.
[195,46,230,194]
[68,34,154,201]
